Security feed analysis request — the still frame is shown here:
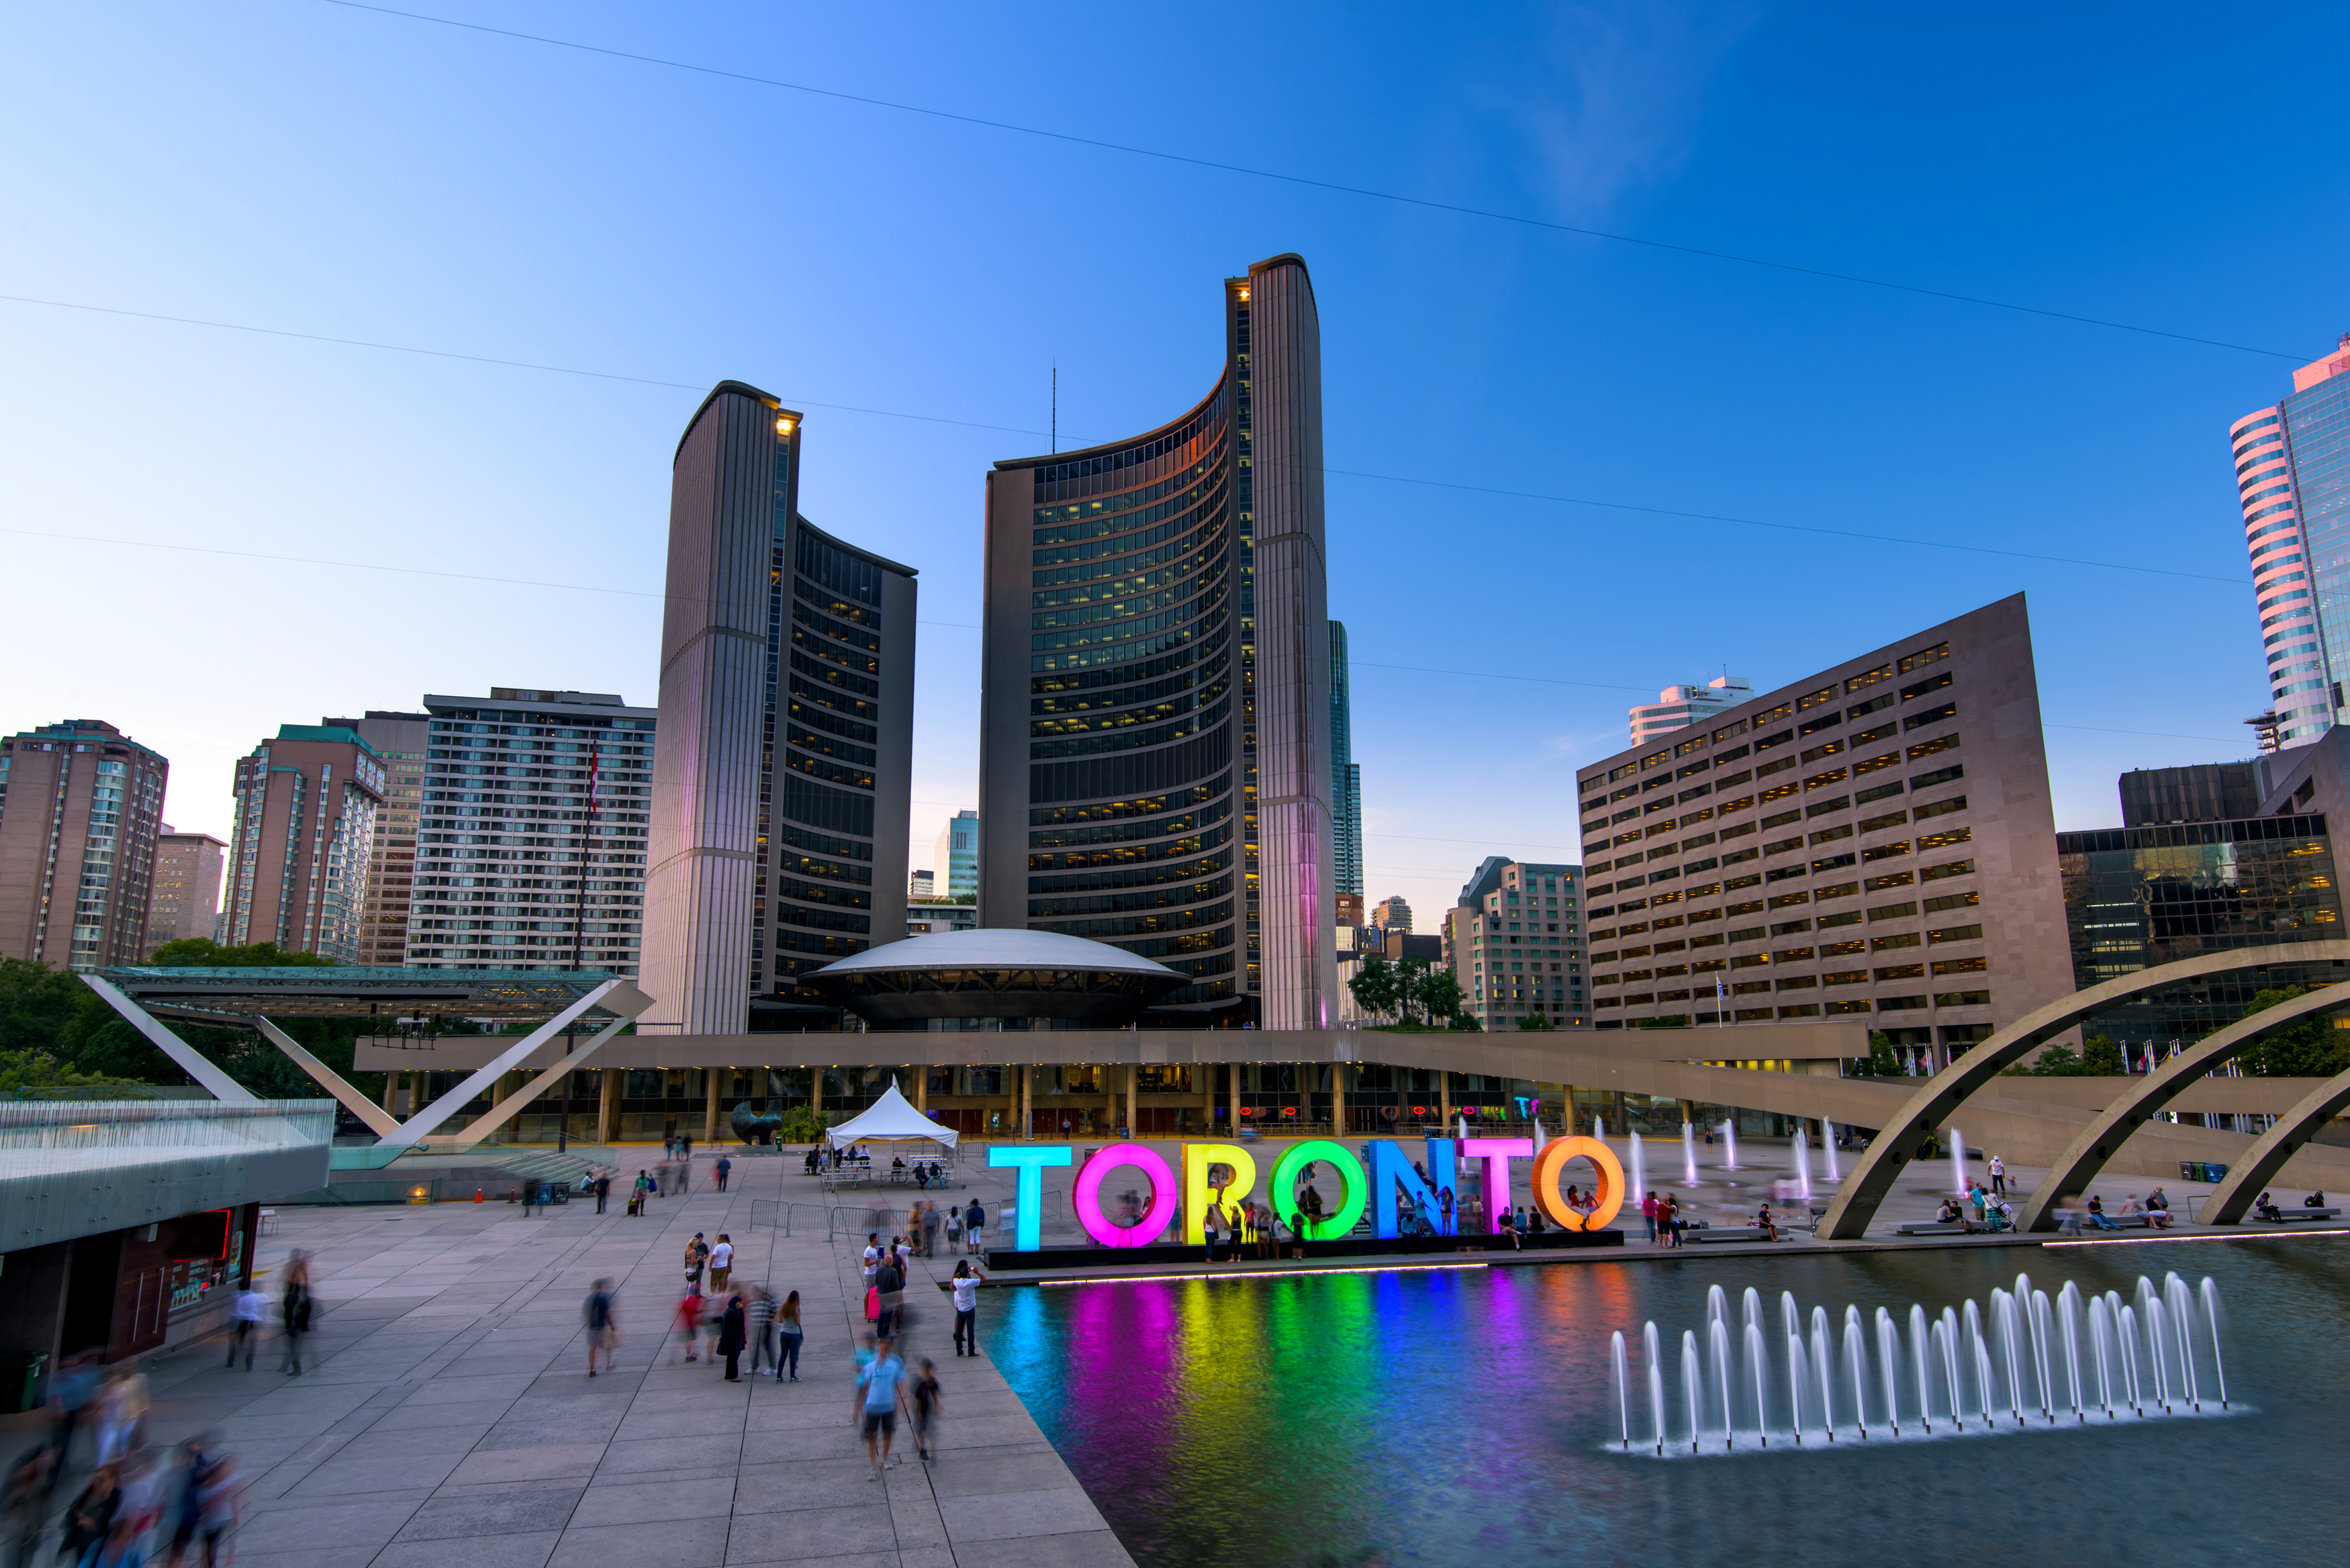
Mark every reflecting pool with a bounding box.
[985,1240,2350,1567]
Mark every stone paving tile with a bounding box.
[939,1487,1114,1543]
[389,1481,586,1540]
[547,1514,734,1568]
[719,1502,901,1563]
[446,1442,611,1485]
[373,1529,562,1568]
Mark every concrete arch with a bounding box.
[2015,981,2350,1232]
[2200,1067,2350,1225]
[1814,940,2350,1240]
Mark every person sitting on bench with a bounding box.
[1754,1204,1779,1243]
[2145,1187,2173,1228]
[1937,1197,1976,1234]
[2256,1191,2284,1222]
[2087,1194,2120,1231]
[2306,1189,2329,1208]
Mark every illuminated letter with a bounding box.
[1458,1138,1534,1234]
[1268,1140,1368,1242]
[1423,1136,1458,1234]
[1367,1140,1446,1239]
[1181,1143,1258,1244]
[1532,1136,1626,1232]
[986,1144,1071,1252]
[1074,1143,1176,1248]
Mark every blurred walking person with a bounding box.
[582,1279,619,1377]
[57,1462,118,1568]
[671,1289,704,1364]
[278,1277,312,1375]
[1,1444,52,1568]
[855,1338,907,1479]
[163,1437,237,1568]
[911,1359,941,1462]
[718,1293,747,1382]
[226,1283,267,1370]
[745,1287,778,1379]
[775,1291,804,1381]
[950,1261,986,1358]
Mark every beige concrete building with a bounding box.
[0,721,169,969]
[1444,856,1583,1029]
[143,825,224,955]
[326,711,429,967]
[1574,593,2071,1068]
[224,726,386,962]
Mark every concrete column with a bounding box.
[1019,1065,1031,1140]
[703,1067,722,1144]
[1125,1064,1137,1138]
[598,1067,620,1143]
[381,1071,400,1116]
[812,1067,823,1124]
[1331,1064,1346,1136]
[1102,1067,1115,1134]
[1229,1062,1241,1136]
[914,1068,927,1114]
[1440,1071,1452,1126]
[1201,1065,1214,1134]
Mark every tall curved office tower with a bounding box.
[643,382,915,1034]
[979,256,1337,1028]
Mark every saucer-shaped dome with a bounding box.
[806,928,1186,1024]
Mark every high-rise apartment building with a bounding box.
[1371,895,1413,935]
[909,869,935,901]
[1574,595,2070,1064]
[1444,858,1583,1028]
[144,826,224,955]
[326,711,430,966]
[1629,676,1752,748]
[223,725,385,962]
[2235,334,2350,748]
[1329,620,1364,901]
[641,383,914,1033]
[979,256,1337,1028]
[0,721,169,969]
[405,689,651,977]
[934,810,978,901]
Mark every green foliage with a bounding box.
[2021,1042,2086,1076]
[1845,1031,1907,1077]
[1446,1012,1483,1032]
[1517,1010,1556,1031]
[1348,956,1466,1028]
[1638,1016,1688,1030]
[2080,1034,2127,1075]
[0,1048,150,1096]
[1415,965,1466,1027]
[776,1104,835,1144]
[2236,987,2350,1077]
[1347,956,1401,1021]
[145,938,338,969]
[0,957,85,1053]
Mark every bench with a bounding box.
[1895,1220,1971,1236]
[1689,1226,1774,1243]
[2053,1210,2163,1232]
[2254,1205,2341,1224]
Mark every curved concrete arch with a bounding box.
[2015,982,2350,1232]
[2200,1067,2350,1225]
[1814,940,2350,1240]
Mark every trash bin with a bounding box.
[0,1353,47,1415]
[2180,1161,2204,1183]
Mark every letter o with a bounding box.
[1269,1139,1369,1240]
[1532,1136,1625,1232]
[1074,1144,1177,1248]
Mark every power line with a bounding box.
[1356,661,1651,691]
[315,0,2308,362]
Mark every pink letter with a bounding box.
[1458,1138,1534,1234]
[1075,1143,1178,1248]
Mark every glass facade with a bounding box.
[2057,814,2342,1042]
[1330,619,1363,899]
[2237,344,2350,745]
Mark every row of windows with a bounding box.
[1597,992,1990,1017]
[1029,821,1233,871]
[1032,496,1229,589]
[1030,696,1231,761]
[1029,900,1235,939]
[1028,851,1232,895]
[1029,779,1229,832]
[1028,874,1233,917]
[1033,603,1228,674]
[1586,765,1967,881]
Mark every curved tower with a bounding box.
[979,256,1337,1028]
[643,382,915,1033]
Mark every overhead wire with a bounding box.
[314,0,2308,362]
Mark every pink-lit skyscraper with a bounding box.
[2237,333,2350,748]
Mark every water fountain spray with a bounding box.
[1744,1321,1770,1447]
[1721,1119,1738,1171]
[1822,1121,1840,1183]
[1785,1332,1807,1444]
[1709,1318,1734,1452]
[1683,1121,1699,1189]
[2200,1277,2228,1410]
[1682,1330,1703,1453]
[1793,1122,1814,1203]
[1842,1314,1869,1438]
[1930,1316,1961,1430]
[2086,1295,2116,1420]
[1950,1126,1971,1197]
[2057,1283,2085,1422]
[1909,1304,1934,1433]
[1875,1308,1902,1436]
[1810,1308,1836,1441]
[1644,1321,1666,1456]
[1630,1131,1646,1208]
[2029,1290,2056,1424]
[2165,1273,2201,1412]
[1610,1331,1631,1451]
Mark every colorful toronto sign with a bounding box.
[987,1136,1625,1253]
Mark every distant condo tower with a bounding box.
[2235,333,2350,749]
[978,256,1337,1028]
[643,383,915,1034]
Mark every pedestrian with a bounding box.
[57,1463,118,1568]
[911,1359,941,1462]
[594,1172,611,1215]
[1438,1186,1455,1236]
[963,1198,985,1255]
[522,1177,538,1218]
[710,1235,734,1294]
[1,1444,52,1568]
[583,1279,618,1376]
[47,1351,99,1469]
[944,1204,962,1253]
[908,1201,926,1257]
[921,1199,941,1259]
[718,1293,747,1381]
[746,1287,777,1379]
[165,1438,237,1568]
[672,1289,704,1363]
[1989,1154,2007,1196]
[950,1260,985,1357]
[874,1251,904,1340]
[685,1232,710,1287]
[1640,1191,1658,1244]
[716,1153,732,1193]
[226,1282,267,1370]
[279,1277,312,1375]
[856,1337,906,1478]
[777,1289,804,1381]
[1203,1199,1225,1264]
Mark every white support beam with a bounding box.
[419,1011,634,1147]
[245,1017,402,1136]
[81,975,260,1104]
[377,979,643,1148]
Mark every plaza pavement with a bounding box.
[1,1150,1131,1568]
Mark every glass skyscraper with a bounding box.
[2236,334,2350,747]
[978,256,1338,1029]
[1329,620,1363,901]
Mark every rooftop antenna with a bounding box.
[1051,362,1058,454]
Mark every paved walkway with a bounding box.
[5,1153,1129,1568]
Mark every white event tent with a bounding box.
[824,1077,959,1150]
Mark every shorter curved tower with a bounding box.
[643,383,915,1033]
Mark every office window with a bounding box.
[1845,664,1893,693]
[1898,642,1950,674]
[1860,810,1908,833]
[1933,990,1992,1008]
[1865,871,1915,891]
[1820,939,1866,957]
[1920,859,1977,882]
[1918,827,1973,851]
[1875,963,1926,981]
[1928,923,1983,944]
[1932,957,1989,976]
[1872,932,1924,952]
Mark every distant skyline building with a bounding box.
[2118,760,2268,827]
[0,720,169,970]
[326,710,430,967]
[1444,858,1582,1028]
[144,824,225,955]
[934,810,978,901]
[2235,334,2350,748]
[1629,675,1752,748]
[978,255,1337,1028]
[405,689,652,977]
[641,383,914,1034]
[224,724,385,962]
[1371,895,1412,935]
[908,868,935,901]
[1329,620,1363,899]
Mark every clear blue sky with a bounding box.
[6,3,2346,923]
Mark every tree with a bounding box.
[58,938,374,1099]
[1416,967,1466,1028]
[0,1048,149,1096]
[2236,987,2350,1078]
[2021,1043,2086,1076]
[0,957,85,1053]
[146,938,338,969]
[1845,1031,1907,1077]
[776,1104,835,1144]
[1517,1010,1556,1031]
[1348,956,1401,1022]
[2079,1034,2127,1075]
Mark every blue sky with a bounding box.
[6,3,2347,923]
